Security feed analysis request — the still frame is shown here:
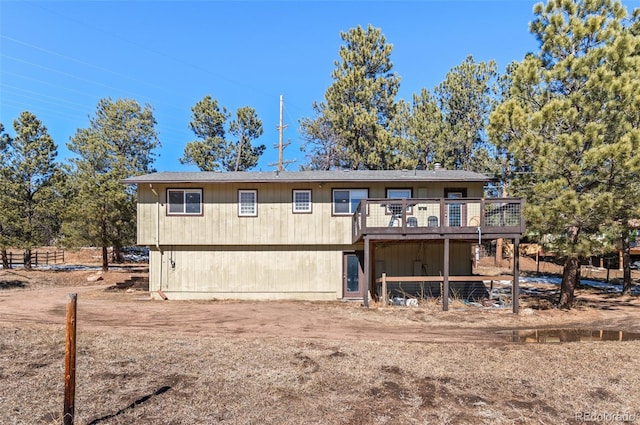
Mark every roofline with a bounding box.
[121,170,496,185]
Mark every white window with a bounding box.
[333,189,368,215]
[293,190,312,213]
[167,189,202,215]
[387,189,412,199]
[238,190,257,216]
[386,188,412,216]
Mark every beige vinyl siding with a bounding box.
[136,181,485,247]
[148,245,346,300]
[147,242,473,300]
[138,177,486,301]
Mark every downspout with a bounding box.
[150,184,164,294]
[475,227,482,269]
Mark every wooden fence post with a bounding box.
[64,293,77,425]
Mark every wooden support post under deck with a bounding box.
[381,273,387,307]
[513,237,520,314]
[443,238,449,311]
[363,236,370,308]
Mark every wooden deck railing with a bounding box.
[352,197,525,242]
[375,273,515,309]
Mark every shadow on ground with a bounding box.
[0,280,26,289]
[86,386,171,425]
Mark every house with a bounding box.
[122,169,526,312]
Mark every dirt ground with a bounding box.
[2,248,639,340]
[1,248,640,424]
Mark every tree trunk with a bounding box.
[101,216,109,272]
[621,232,632,295]
[234,138,244,172]
[111,245,124,263]
[558,257,580,309]
[101,245,109,272]
[23,248,32,270]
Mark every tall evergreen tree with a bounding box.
[597,8,640,294]
[301,24,401,170]
[489,0,640,307]
[299,102,348,170]
[0,113,62,268]
[181,97,265,171]
[65,98,159,270]
[226,106,265,172]
[395,89,447,170]
[180,96,230,171]
[0,123,17,268]
[435,55,498,172]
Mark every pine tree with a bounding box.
[180,96,230,171]
[65,98,159,270]
[226,106,265,172]
[0,113,62,268]
[435,56,498,173]
[489,0,640,307]
[181,97,265,171]
[394,89,446,170]
[299,102,348,170]
[302,24,401,170]
[0,123,18,268]
[597,7,640,294]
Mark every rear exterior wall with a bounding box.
[136,181,485,246]
[148,245,348,300]
[138,180,482,299]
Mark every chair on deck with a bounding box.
[427,216,439,227]
[407,217,418,227]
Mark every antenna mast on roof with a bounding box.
[269,95,295,171]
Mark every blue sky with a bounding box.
[3,0,634,172]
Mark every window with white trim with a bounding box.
[238,190,257,216]
[386,188,412,215]
[332,189,368,215]
[293,190,312,213]
[167,189,202,215]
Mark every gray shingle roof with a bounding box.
[121,169,493,184]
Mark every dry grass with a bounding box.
[2,324,640,425]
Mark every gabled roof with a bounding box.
[122,169,494,184]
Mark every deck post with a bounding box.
[443,238,449,311]
[513,237,520,314]
[381,273,387,307]
[363,236,370,308]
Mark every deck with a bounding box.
[352,197,525,243]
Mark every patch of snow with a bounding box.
[123,253,149,263]
[520,275,640,296]
[35,264,132,272]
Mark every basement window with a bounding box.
[167,189,202,215]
